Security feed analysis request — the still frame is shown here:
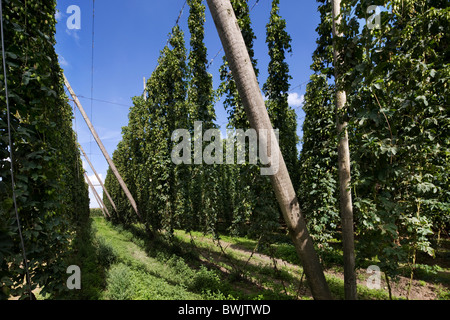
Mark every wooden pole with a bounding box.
[64,73,141,219]
[143,77,147,101]
[332,0,357,300]
[92,184,108,218]
[79,143,118,212]
[85,172,109,218]
[206,0,331,300]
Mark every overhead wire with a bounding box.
[77,95,132,108]
[175,0,188,26]
[206,0,260,70]
[0,0,33,300]
[250,0,260,11]
[142,0,189,98]
[204,0,307,117]
[290,80,308,93]
[203,0,309,128]
[74,1,306,126]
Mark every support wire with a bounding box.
[0,0,33,300]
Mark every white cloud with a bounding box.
[288,93,305,107]
[55,10,63,22]
[97,127,122,142]
[75,126,121,145]
[66,28,80,42]
[58,55,69,67]
[86,173,104,186]
[88,188,103,208]
[74,127,92,145]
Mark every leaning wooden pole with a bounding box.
[206,0,332,299]
[64,74,141,219]
[85,172,109,218]
[79,143,118,212]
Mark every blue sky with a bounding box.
[54,0,322,208]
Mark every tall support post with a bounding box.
[331,0,357,300]
[143,77,147,101]
[206,0,332,299]
[79,143,118,212]
[85,172,109,218]
[64,74,141,220]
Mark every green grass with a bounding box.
[92,217,205,300]
[91,218,298,300]
[104,262,201,300]
[60,214,448,300]
[90,217,270,300]
[171,229,448,300]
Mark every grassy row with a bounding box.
[59,212,448,300]
[68,216,284,300]
[92,217,236,300]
